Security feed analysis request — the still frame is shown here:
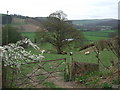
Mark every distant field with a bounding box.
[71,19,111,25]
[21,30,117,43]
[83,30,117,41]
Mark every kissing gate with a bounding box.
[4,58,67,88]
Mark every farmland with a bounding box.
[21,30,118,65]
[18,29,118,88]
[21,42,117,88]
[20,29,118,67]
[28,43,117,66]
[21,30,117,42]
[70,19,116,25]
[4,30,119,88]
[83,30,117,41]
[2,14,119,88]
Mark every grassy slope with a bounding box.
[28,42,117,67]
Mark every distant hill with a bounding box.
[70,19,118,31]
[70,19,116,25]
[1,14,118,32]
[1,14,47,32]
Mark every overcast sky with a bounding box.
[0,0,119,20]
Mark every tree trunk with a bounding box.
[56,46,62,54]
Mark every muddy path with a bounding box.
[46,73,82,88]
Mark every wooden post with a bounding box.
[64,58,67,81]
[70,52,73,81]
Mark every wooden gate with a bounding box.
[4,58,67,88]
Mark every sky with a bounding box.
[0,0,119,20]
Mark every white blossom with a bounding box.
[0,39,44,70]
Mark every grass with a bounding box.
[84,35,108,41]
[30,42,117,67]
[20,63,37,75]
[39,43,118,85]
[101,82,112,88]
[74,69,117,88]
[21,32,36,42]
[5,63,38,88]
[83,30,117,41]
[42,82,59,88]
[42,82,67,90]
[26,43,118,85]
[20,30,117,43]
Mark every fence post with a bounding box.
[70,52,73,81]
[64,58,67,81]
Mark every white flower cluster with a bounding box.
[0,38,44,68]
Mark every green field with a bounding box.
[28,43,117,67]
[20,30,118,76]
[71,19,111,25]
[21,30,117,43]
[82,30,117,41]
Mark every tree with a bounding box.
[49,10,67,21]
[2,25,22,45]
[36,10,84,54]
